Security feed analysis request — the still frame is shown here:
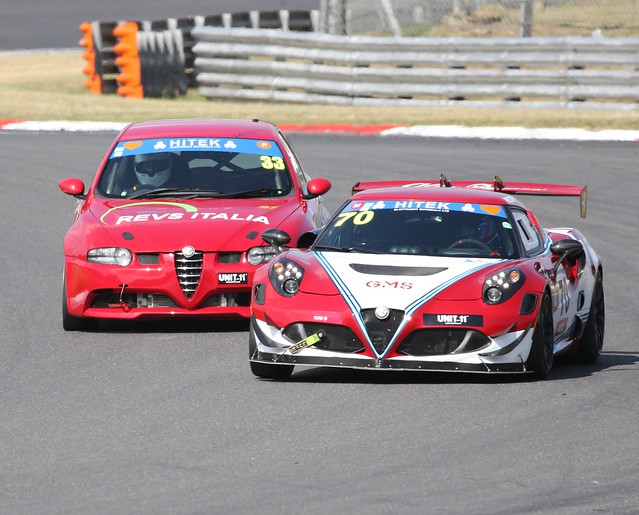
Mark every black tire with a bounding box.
[527,293,554,379]
[62,275,98,331]
[249,329,294,380]
[576,271,605,364]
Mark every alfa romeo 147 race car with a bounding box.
[59,119,331,330]
[249,176,604,379]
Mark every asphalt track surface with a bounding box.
[0,0,320,50]
[1,131,638,513]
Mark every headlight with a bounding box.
[269,258,304,297]
[483,267,525,304]
[247,246,277,265]
[87,247,132,267]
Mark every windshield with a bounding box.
[96,137,293,199]
[314,199,519,259]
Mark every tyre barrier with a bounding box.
[80,10,318,99]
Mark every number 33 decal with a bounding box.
[260,156,285,170]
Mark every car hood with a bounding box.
[89,197,299,251]
[309,251,504,310]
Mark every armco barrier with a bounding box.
[192,27,639,110]
[80,10,318,99]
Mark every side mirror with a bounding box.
[58,178,86,198]
[303,177,331,199]
[262,228,291,254]
[550,238,584,276]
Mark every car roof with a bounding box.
[351,186,527,209]
[117,119,282,141]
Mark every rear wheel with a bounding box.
[527,293,554,379]
[62,274,98,331]
[576,271,605,364]
[249,329,294,380]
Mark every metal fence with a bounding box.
[192,26,639,110]
[319,0,639,37]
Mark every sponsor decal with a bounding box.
[481,205,503,216]
[109,138,282,159]
[366,280,413,289]
[288,331,324,354]
[423,314,484,326]
[218,272,248,285]
[341,200,506,217]
[100,201,270,225]
[393,200,450,212]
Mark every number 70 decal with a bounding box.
[334,210,375,227]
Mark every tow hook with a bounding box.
[118,283,132,312]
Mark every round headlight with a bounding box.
[114,248,132,267]
[283,279,299,295]
[248,246,276,265]
[248,247,267,265]
[486,287,502,303]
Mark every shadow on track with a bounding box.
[254,351,639,385]
[89,318,250,334]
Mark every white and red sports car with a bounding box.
[249,176,604,380]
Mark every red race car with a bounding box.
[249,176,604,380]
[59,119,331,330]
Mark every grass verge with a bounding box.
[2,51,639,129]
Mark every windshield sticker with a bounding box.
[99,201,270,225]
[335,210,375,227]
[343,200,506,217]
[259,155,286,170]
[110,138,282,159]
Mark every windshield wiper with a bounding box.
[217,188,286,198]
[313,244,381,254]
[127,188,224,199]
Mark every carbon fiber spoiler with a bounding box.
[352,175,588,218]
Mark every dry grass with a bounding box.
[2,51,639,129]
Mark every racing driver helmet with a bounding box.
[133,152,172,187]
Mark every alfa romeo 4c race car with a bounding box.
[59,119,331,330]
[249,176,604,380]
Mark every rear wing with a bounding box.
[352,175,588,218]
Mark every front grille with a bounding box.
[90,293,178,308]
[175,250,203,298]
[90,292,248,309]
[361,308,405,355]
[397,329,490,356]
[283,323,365,353]
[200,293,250,308]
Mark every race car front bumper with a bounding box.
[250,315,535,374]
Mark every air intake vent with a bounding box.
[361,308,404,355]
[175,250,203,298]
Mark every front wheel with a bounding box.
[249,330,293,380]
[527,293,554,379]
[576,271,605,364]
